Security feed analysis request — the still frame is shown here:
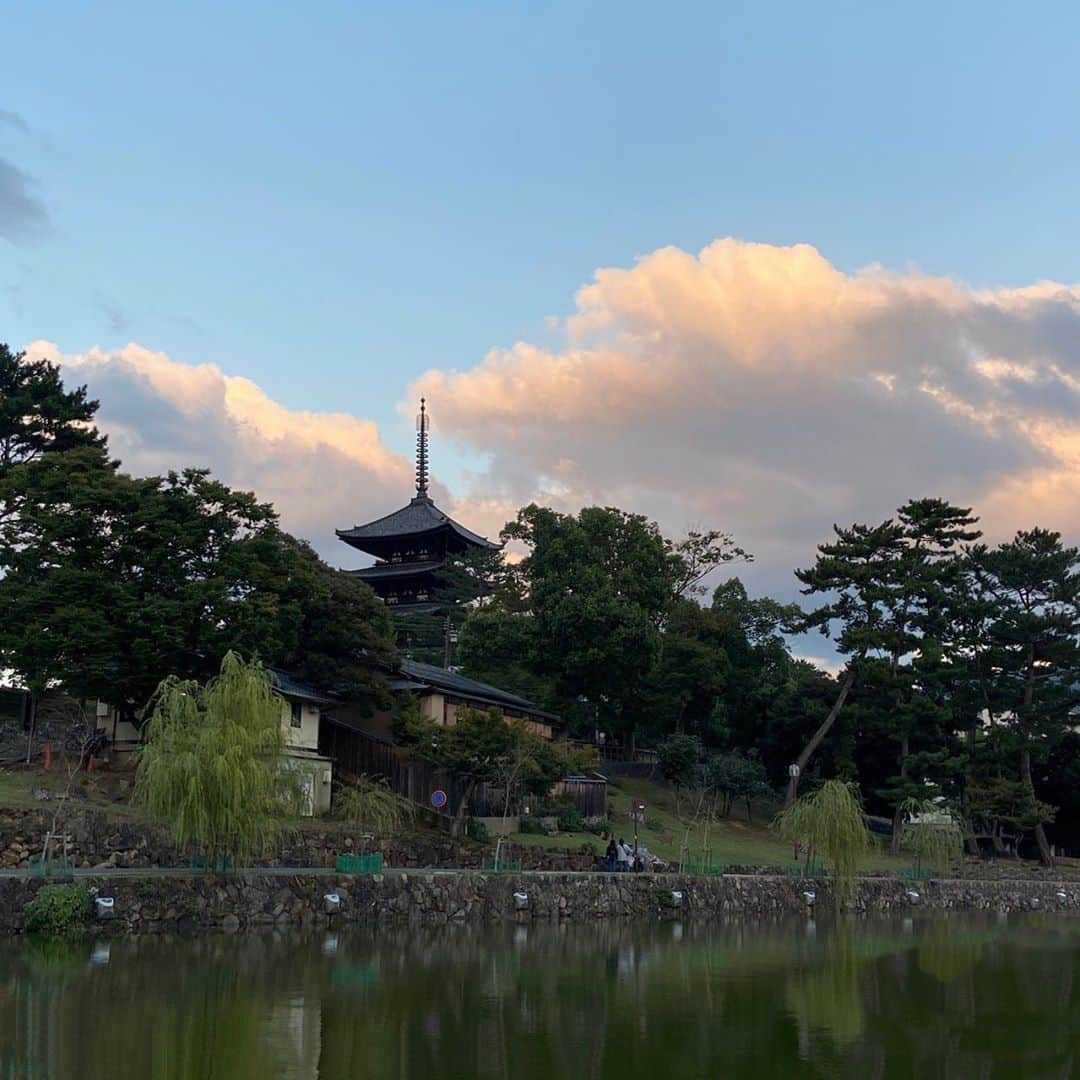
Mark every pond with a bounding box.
[2,914,1079,1078]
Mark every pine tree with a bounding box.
[963,529,1080,866]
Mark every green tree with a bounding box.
[658,732,700,788]
[0,342,105,487]
[789,520,907,804]
[282,536,398,713]
[643,599,730,743]
[134,652,299,864]
[396,702,519,837]
[501,504,673,753]
[457,607,558,710]
[0,454,395,722]
[774,779,871,903]
[870,499,980,850]
[706,749,774,822]
[963,528,1080,866]
[668,527,752,602]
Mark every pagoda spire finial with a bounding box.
[415,397,430,497]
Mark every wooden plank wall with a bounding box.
[321,722,607,820]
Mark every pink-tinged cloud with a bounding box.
[26,340,415,564]
[411,238,1080,597]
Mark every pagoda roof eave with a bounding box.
[336,495,500,553]
[348,559,446,581]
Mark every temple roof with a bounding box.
[268,667,333,705]
[392,659,558,721]
[337,495,499,555]
[348,559,446,581]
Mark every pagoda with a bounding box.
[337,399,499,613]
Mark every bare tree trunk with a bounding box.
[450,778,478,839]
[1021,749,1054,867]
[784,663,858,808]
[1021,645,1054,868]
[889,735,910,855]
[23,692,36,765]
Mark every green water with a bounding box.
[2,914,1080,1078]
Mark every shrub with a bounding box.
[24,884,90,938]
[333,774,416,836]
[587,818,612,836]
[519,818,546,835]
[556,805,585,833]
[465,817,491,843]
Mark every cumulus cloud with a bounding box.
[23,239,1080,609]
[25,341,416,564]
[0,156,48,245]
[411,238,1080,600]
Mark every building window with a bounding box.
[290,702,302,728]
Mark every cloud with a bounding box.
[410,238,1080,601]
[25,341,416,564]
[0,156,48,244]
[23,239,1080,616]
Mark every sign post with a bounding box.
[632,800,646,868]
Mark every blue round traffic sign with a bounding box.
[431,789,448,810]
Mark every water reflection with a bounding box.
[3,915,1080,1078]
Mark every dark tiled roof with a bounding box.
[268,668,333,705]
[350,559,445,580]
[337,496,499,550]
[398,659,558,721]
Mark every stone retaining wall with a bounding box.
[0,806,597,873]
[3,870,1078,936]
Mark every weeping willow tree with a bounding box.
[899,797,964,874]
[774,780,871,903]
[134,652,299,864]
[333,773,416,841]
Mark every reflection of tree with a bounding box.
[916,929,984,984]
[7,917,1080,1079]
[785,929,866,1051]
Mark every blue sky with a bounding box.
[6,3,1080,447]
[5,2,1080,654]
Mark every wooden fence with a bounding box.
[320,721,607,821]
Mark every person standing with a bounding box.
[616,838,630,873]
[605,837,617,873]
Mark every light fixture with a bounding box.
[513,891,529,910]
[323,892,341,915]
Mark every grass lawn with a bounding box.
[0,764,148,820]
[511,775,902,871]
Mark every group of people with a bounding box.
[604,837,644,873]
